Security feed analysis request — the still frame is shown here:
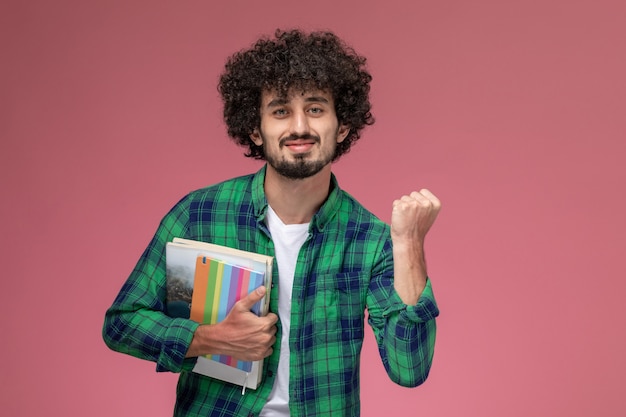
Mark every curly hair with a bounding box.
[218,29,375,160]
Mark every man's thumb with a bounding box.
[238,286,266,310]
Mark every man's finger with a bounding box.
[409,191,431,205]
[418,189,441,208]
[237,286,267,311]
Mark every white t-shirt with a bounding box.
[259,206,309,417]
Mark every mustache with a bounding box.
[279,134,320,146]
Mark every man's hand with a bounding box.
[391,189,441,244]
[390,189,441,305]
[185,286,278,361]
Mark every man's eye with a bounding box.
[309,107,323,114]
[273,109,287,116]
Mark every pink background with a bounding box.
[2,1,625,416]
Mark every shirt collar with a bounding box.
[251,164,341,232]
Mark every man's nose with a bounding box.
[289,110,310,136]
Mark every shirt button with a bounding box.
[267,370,274,377]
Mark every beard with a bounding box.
[266,154,328,179]
[262,133,337,180]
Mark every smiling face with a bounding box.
[250,89,350,180]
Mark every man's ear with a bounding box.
[250,129,263,146]
[337,124,350,143]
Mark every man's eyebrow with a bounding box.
[304,96,330,104]
[265,96,330,108]
[266,98,288,108]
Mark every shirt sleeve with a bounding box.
[366,239,439,387]
[102,195,200,373]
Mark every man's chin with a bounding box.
[271,160,326,180]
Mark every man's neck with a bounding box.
[263,164,332,225]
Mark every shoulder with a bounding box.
[163,172,260,241]
[336,189,390,235]
[161,173,257,222]
[191,173,255,197]
[180,173,256,205]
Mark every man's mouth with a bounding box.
[281,135,319,153]
[284,140,315,153]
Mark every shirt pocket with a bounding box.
[310,271,367,344]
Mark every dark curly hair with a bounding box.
[218,29,375,160]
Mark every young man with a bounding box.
[103,29,441,417]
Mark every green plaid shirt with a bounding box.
[103,166,438,417]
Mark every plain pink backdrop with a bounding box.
[2,1,625,416]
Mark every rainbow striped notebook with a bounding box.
[165,238,273,390]
[190,255,265,372]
